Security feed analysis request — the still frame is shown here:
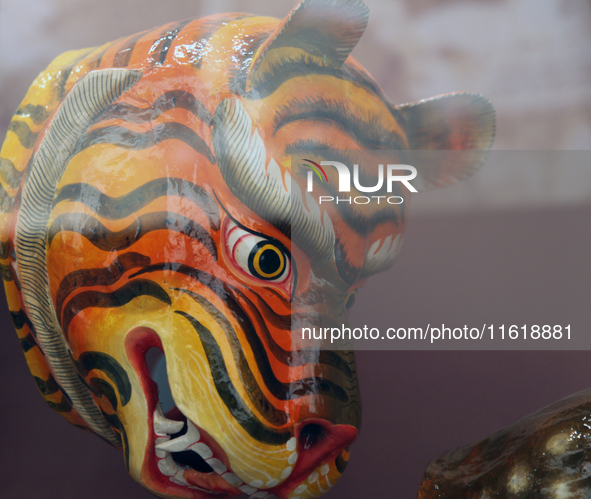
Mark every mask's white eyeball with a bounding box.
[225,220,291,284]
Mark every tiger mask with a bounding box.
[0,0,495,498]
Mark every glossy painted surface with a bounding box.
[0,1,494,498]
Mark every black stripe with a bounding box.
[0,181,15,212]
[74,351,132,406]
[75,122,216,164]
[56,48,95,100]
[54,177,220,229]
[113,30,149,68]
[61,279,171,339]
[15,104,49,125]
[244,288,342,332]
[150,13,253,68]
[182,292,289,426]
[246,57,384,101]
[162,14,254,70]
[90,378,119,409]
[132,264,353,378]
[342,63,389,102]
[150,19,193,66]
[56,252,151,316]
[34,375,61,396]
[11,309,34,332]
[99,90,213,125]
[81,56,101,73]
[275,97,406,150]
[181,270,352,376]
[7,120,39,149]
[335,239,361,285]
[240,292,355,378]
[48,211,218,259]
[0,158,24,190]
[177,311,291,445]
[0,262,13,281]
[247,51,405,131]
[92,44,111,69]
[181,290,348,405]
[335,449,350,474]
[19,333,38,352]
[0,239,10,259]
[46,394,72,413]
[189,22,226,70]
[149,265,352,377]
[228,30,272,95]
[101,410,128,466]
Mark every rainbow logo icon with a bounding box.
[303,159,328,183]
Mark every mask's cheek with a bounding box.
[162,292,296,485]
[64,298,173,486]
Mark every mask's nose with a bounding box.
[291,419,358,477]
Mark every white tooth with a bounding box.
[189,442,213,460]
[171,470,189,486]
[155,436,170,458]
[250,480,264,488]
[156,438,190,453]
[281,467,292,479]
[294,484,307,494]
[222,472,243,487]
[157,455,178,477]
[186,420,201,441]
[239,485,258,495]
[155,421,201,452]
[206,458,227,474]
[286,437,297,452]
[320,464,330,476]
[266,479,279,488]
[250,492,269,498]
[288,452,298,465]
[153,405,184,436]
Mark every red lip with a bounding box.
[271,420,358,498]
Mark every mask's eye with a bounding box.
[225,219,291,285]
[247,241,286,280]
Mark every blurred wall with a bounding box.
[1,0,590,211]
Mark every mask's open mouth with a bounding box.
[127,329,282,498]
[151,404,245,495]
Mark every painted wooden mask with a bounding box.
[0,0,494,498]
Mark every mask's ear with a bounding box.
[397,92,496,191]
[246,0,369,91]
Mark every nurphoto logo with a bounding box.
[304,160,418,205]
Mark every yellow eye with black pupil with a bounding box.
[225,219,292,287]
[249,242,285,280]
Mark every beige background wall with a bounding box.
[1,0,590,212]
